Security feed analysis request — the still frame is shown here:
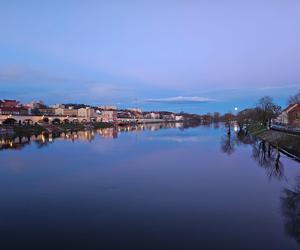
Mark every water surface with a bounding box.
[1,123,300,250]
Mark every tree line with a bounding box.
[207,90,300,130]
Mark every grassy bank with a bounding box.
[247,123,300,158]
[93,122,114,129]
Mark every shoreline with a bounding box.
[248,124,300,161]
[0,120,184,139]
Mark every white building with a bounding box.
[144,112,160,119]
[78,107,95,119]
[175,115,184,121]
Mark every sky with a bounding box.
[0,0,299,113]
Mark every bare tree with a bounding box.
[256,96,281,128]
[288,90,300,105]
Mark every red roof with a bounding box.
[283,103,300,113]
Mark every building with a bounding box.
[117,110,132,119]
[98,105,117,110]
[287,103,300,126]
[0,100,20,108]
[38,108,55,116]
[100,110,117,123]
[175,115,184,121]
[78,107,95,119]
[274,103,300,127]
[54,108,64,116]
[128,108,142,113]
[26,100,45,109]
[54,108,78,117]
[0,107,29,115]
[63,108,78,117]
[126,108,142,119]
[144,112,160,119]
[162,113,175,121]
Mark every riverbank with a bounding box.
[0,122,114,138]
[247,124,300,159]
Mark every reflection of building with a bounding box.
[98,128,118,139]
[60,131,96,142]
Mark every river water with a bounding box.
[1,123,300,250]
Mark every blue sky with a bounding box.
[0,1,299,113]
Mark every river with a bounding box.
[1,123,300,250]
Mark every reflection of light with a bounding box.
[9,141,13,147]
[42,134,46,143]
[233,124,238,132]
[49,137,53,142]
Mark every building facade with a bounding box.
[100,110,117,123]
[0,100,20,108]
[54,108,78,117]
[274,103,300,127]
[78,108,95,119]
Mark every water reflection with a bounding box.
[281,176,300,245]
[220,133,235,155]
[221,126,285,180]
[0,122,184,151]
[1,122,300,250]
[251,140,284,180]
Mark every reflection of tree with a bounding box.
[220,133,235,155]
[252,140,284,180]
[213,122,220,129]
[235,129,255,145]
[234,128,284,180]
[281,177,300,245]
